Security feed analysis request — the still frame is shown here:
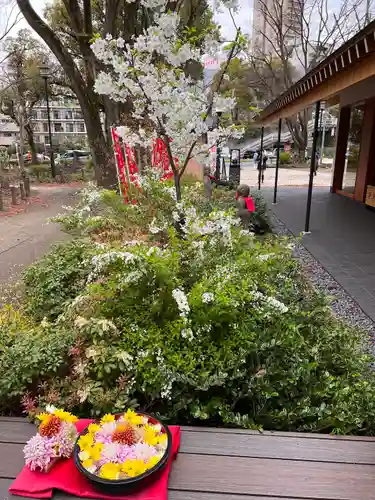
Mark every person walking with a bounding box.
[314,149,320,176]
[253,150,258,168]
[257,151,268,183]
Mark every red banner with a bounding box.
[152,138,175,180]
[111,130,178,203]
[111,128,139,204]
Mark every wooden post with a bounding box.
[305,101,321,234]
[332,106,351,192]
[273,118,282,204]
[354,99,375,202]
[10,186,18,205]
[258,127,264,190]
[24,177,30,197]
[20,182,26,200]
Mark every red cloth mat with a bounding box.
[10,419,181,500]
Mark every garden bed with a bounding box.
[1,175,375,435]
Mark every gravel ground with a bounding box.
[270,212,375,355]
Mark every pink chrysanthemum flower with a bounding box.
[23,434,57,471]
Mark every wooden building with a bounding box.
[259,20,375,207]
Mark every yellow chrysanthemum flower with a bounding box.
[144,425,158,446]
[124,409,143,426]
[100,413,115,425]
[90,442,104,461]
[121,459,147,477]
[36,413,50,423]
[87,423,101,434]
[82,458,94,469]
[146,456,161,470]
[53,409,78,423]
[157,433,168,444]
[78,433,94,450]
[100,462,120,480]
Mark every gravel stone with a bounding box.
[271,213,375,356]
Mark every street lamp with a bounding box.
[39,63,56,178]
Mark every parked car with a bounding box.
[56,150,91,165]
[242,150,255,159]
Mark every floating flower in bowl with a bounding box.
[23,406,78,472]
[74,410,172,493]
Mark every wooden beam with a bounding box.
[260,51,375,125]
[365,37,369,53]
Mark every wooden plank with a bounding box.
[0,421,35,444]
[168,493,315,500]
[0,479,319,500]
[180,426,375,442]
[5,419,375,444]
[169,454,375,500]
[180,429,375,464]
[0,443,25,478]
[0,417,29,423]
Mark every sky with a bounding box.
[214,0,252,38]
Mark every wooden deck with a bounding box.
[2,417,375,499]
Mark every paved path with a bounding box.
[262,186,375,322]
[239,162,357,188]
[0,185,78,304]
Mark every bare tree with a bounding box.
[0,29,48,165]
[0,0,22,42]
[248,0,371,155]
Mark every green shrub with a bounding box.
[279,152,291,164]
[0,318,77,414]
[5,197,375,433]
[3,175,375,434]
[29,164,52,182]
[23,240,94,321]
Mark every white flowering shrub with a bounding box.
[90,1,246,199]
[5,194,375,434]
[2,181,375,433]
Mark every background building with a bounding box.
[30,99,88,148]
[0,114,19,147]
[252,0,302,56]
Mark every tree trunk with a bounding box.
[174,173,182,201]
[0,189,3,211]
[25,123,37,164]
[83,103,118,189]
[16,0,116,188]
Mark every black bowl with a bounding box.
[74,412,172,494]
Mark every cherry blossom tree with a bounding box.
[91,0,245,200]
